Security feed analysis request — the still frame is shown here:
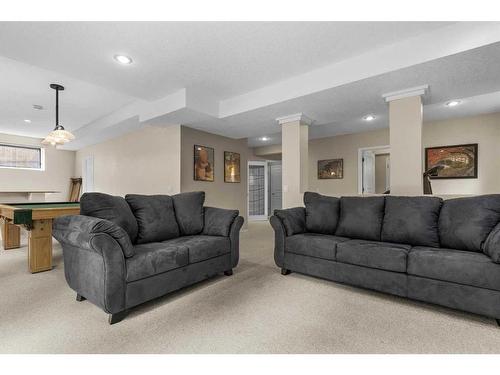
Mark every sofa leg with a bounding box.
[224,269,233,276]
[76,294,86,302]
[496,319,500,327]
[281,268,291,275]
[108,310,128,325]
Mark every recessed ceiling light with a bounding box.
[446,100,461,107]
[259,136,270,141]
[363,115,376,122]
[24,119,31,123]
[114,54,133,65]
[33,104,44,110]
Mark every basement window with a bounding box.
[0,143,44,170]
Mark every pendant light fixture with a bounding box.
[42,84,75,146]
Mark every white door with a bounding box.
[82,155,94,193]
[362,151,376,194]
[268,161,282,216]
[248,161,268,220]
[385,156,391,192]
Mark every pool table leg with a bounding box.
[1,219,21,250]
[28,219,53,273]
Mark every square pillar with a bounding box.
[383,85,428,195]
[277,113,311,208]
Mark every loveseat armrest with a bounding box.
[53,215,134,258]
[229,216,244,268]
[203,207,239,237]
[270,215,286,268]
[273,207,306,236]
[484,222,500,263]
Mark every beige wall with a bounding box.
[309,128,389,196]
[180,126,248,224]
[0,133,75,202]
[308,112,500,197]
[75,125,181,196]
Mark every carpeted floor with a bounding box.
[1,221,500,353]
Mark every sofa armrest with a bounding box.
[274,207,306,236]
[202,207,239,237]
[228,216,244,268]
[270,215,286,268]
[53,215,134,258]
[484,222,500,263]
[53,215,128,314]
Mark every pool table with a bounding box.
[0,202,80,273]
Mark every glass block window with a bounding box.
[0,144,43,170]
[249,165,265,216]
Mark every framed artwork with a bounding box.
[224,151,241,183]
[425,143,478,179]
[194,145,214,182]
[318,158,343,179]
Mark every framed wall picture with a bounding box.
[194,145,214,182]
[318,158,343,179]
[425,143,478,179]
[224,151,241,183]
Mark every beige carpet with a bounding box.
[1,221,500,354]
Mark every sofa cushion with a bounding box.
[80,192,138,243]
[202,207,239,237]
[125,194,180,244]
[286,233,349,261]
[438,195,500,252]
[335,196,385,241]
[126,243,188,282]
[484,223,500,263]
[303,192,340,235]
[274,207,306,236]
[381,196,442,247]
[162,235,230,263]
[172,191,205,236]
[408,246,500,291]
[336,239,410,273]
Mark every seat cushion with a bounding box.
[172,191,205,236]
[381,196,442,247]
[408,246,500,291]
[80,192,139,243]
[126,243,188,282]
[125,194,180,244]
[438,195,500,252]
[335,196,385,241]
[285,233,349,260]
[303,192,340,235]
[162,235,230,263]
[336,239,410,273]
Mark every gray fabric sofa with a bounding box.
[271,192,500,325]
[53,191,243,324]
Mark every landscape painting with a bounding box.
[318,158,343,179]
[224,151,241,183]
[194,145,214,182]
[425,143,478,179]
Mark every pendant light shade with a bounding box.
[42,84,75,146]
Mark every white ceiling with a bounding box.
[0,21,500,149]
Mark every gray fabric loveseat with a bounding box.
[53,191,243,324]
[271,192,500,325]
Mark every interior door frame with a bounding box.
[247,160,269,221]
[357,145,390,195]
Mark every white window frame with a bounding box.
[0,142,45,171]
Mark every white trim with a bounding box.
[275,113,313,126]
[382,85,429,102]
[357,145,390,194]
[248,160,269,221]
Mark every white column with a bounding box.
[277,113,311,208]
[382,85,428,195]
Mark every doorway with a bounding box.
[358,146,390,194]
[268,161,282,216]
[248,160,282,220]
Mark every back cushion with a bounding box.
[172,191,205,235]
[80,192,138,243]
[335,196,385,241]
[303,192,340,235]
[439,195,500,252]
[125,194,180,244]
[382,196,442,247]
